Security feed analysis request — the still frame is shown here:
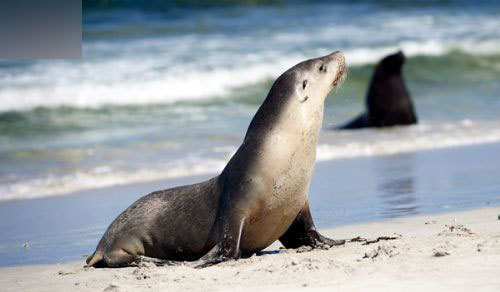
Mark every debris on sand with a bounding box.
[363,244,399,260]
[433,251,450,257]
[103,283,121,292]
[295,245,314,253]
[438,224,474,237]
[349,235,400,245]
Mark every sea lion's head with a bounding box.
[264,51,346,109]
[376,50,405,75]
[287,51,346,104]
[246,51,346,138]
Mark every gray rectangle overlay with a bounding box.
[0,0,81,59]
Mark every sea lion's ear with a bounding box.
[296,79,309,103]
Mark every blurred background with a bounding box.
[0,0,499,266]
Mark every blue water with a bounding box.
[0,0,500,266]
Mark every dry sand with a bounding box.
[1,207,500,291]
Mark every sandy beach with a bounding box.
[2,207,499,291]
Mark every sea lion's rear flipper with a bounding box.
[86,249,137,268]
[85,250,104,267]
[279,201,345,249]
[337,113,369,130]
[101,249,139,268]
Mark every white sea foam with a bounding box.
[317,119,500,160]
[2,1,500,112]
[0,53,303,112]
[1,119,500,201]
[1,40,499,112]
[1,19,500,114]
[0,157,227,201]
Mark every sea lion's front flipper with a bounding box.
[279,201,345,249]
[189,215,246,268]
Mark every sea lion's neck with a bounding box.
[224,99,324,179]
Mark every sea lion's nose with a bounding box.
[331,51,344,61]
[325,51,345,67]
[320,51,344,64]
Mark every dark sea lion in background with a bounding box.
[339,51,417,129]
[86,51,347,268]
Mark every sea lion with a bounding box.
[339,51,417,129]
[86,51,347,268]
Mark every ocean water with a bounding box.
[1,0,499,201]
[0,0,500,266]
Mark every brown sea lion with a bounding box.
[86,51,347,268]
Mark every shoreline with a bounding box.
[1,207,499,291]
[1,141,500,268]
[3,129,500,203]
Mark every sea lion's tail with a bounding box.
[86,250,104,267]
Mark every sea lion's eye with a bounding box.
[319,64,326,73]
[302,80,308,90]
